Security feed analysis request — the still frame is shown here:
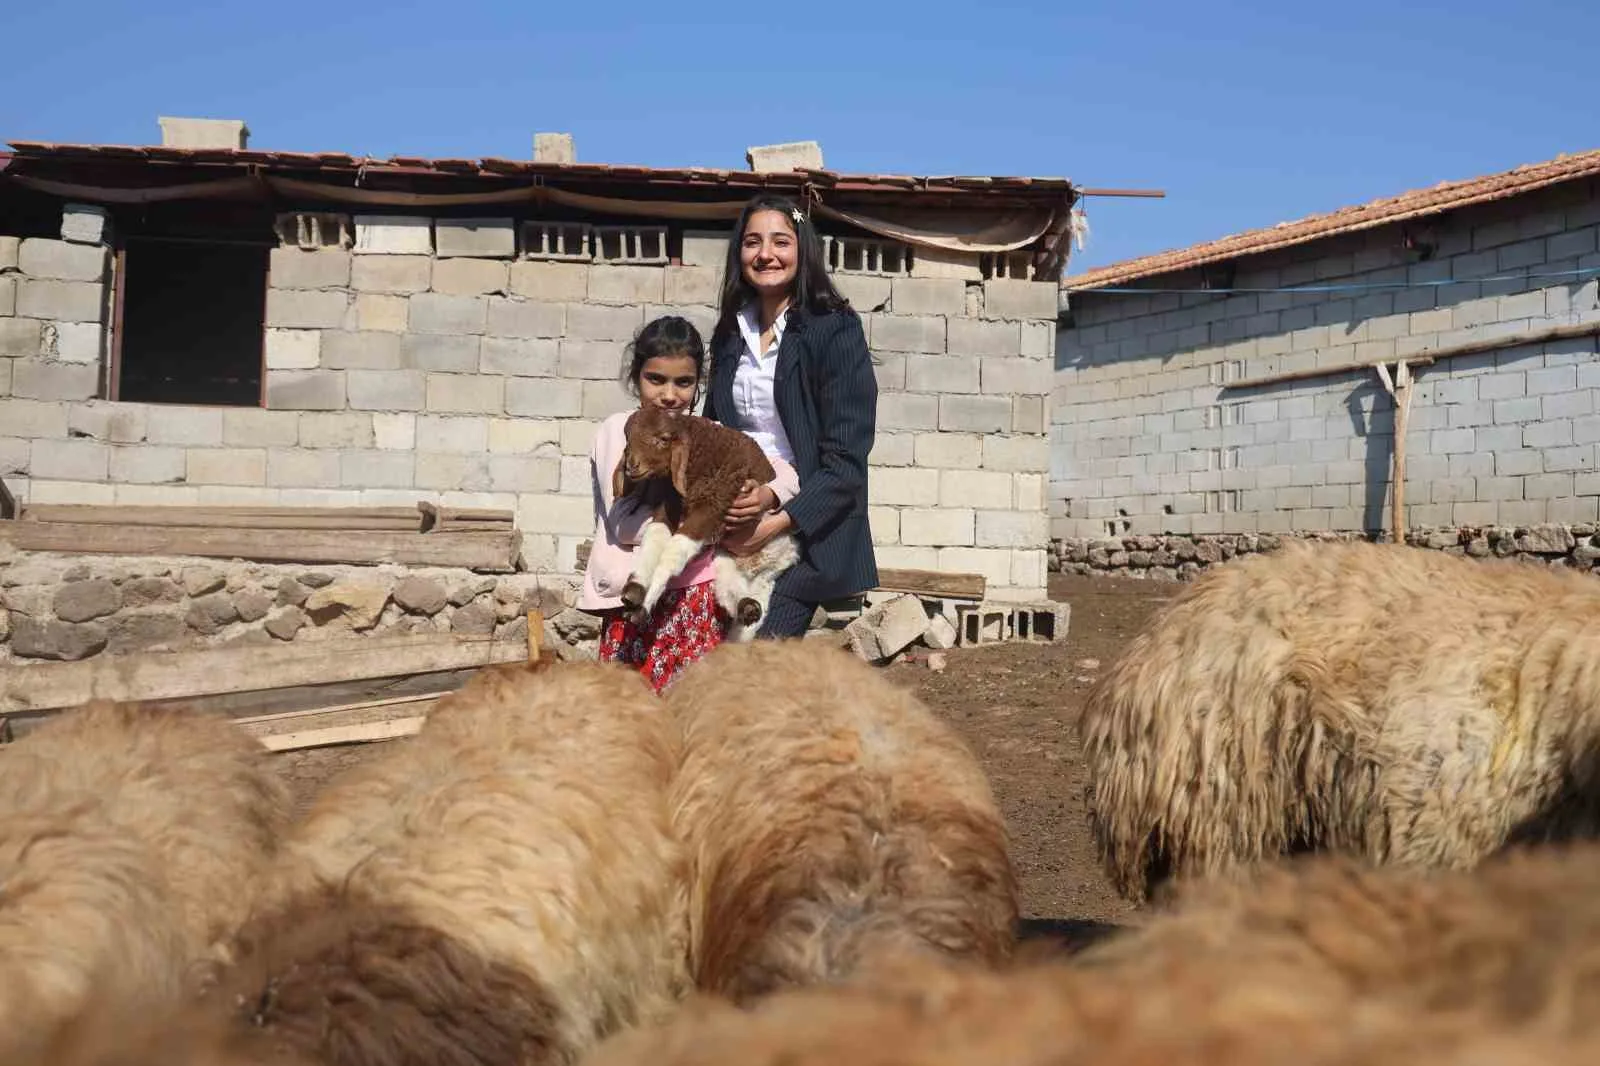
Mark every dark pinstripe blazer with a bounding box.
[704,306,879,603]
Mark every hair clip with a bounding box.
[791,207,806,225]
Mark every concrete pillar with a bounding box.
[157,116,249,149]
[534,133,576,164]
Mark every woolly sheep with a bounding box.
[1079,538,1600,901]
[1071,839,1600,1036]
[0,699,292,952]
[228,658,690,1066]
[665,640,1019,1003]
[0,808,193,1063]
[0,700,291,1058]
[576,946,1600,1066]
[613,405,799,633]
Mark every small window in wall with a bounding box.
[114,237,269,406]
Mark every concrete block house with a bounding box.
[1053,148,1600,578]
[0,119,1075,662]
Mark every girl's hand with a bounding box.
[724,479,777,529]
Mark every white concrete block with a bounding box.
[680,230,731,268]
[264,328,321,371]
[60,204,110,245]
[845,593,929,662]
[509,260,588,302]
[434,218,516,259]
[899,507,976,546]
[533,132,575,163]
[51,322,102,364]
[158,116,248,148]
[432,258,510,296]
[746,140,823,172]
[353,215,433,256]
[20,238,106,281]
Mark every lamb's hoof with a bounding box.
[736,598,763,626]
[620,581,647,610]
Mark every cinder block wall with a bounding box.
[0,214,1055,600]
[1052,179,1600,555]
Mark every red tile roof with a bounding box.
[1064,147,1600,291]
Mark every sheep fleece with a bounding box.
[0,699,292,952]
[1080,539,1600,900]
[666,640,1019,1002]
[576,948,1600,1066]
[1072,839,1600,1034]
[257,659,690,1064]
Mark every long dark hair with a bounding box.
[620,314,707,404]
[711,193,850,352]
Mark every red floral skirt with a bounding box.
[598,582,728,694]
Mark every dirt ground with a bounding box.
[276,572,1178,945]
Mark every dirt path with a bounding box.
[276,572,1179,939]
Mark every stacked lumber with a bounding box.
[0,499,520,571]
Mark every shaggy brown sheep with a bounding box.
[575,947,1600,1066]
[1071,839,1600,1035]
[612,405,797,632]
[227,657,689,1066]
[665,640,1019,1004]
[0,699,292,952]
[0,700,291,1058]
[1080,538,1600,901]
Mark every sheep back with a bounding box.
[1079,538,1600,901]
[1071,839,1600,1035]
[574,947,1597,1066]
[0,805,194,1062]
[0,699,293,953]
[264,659,689,1062]
[666,640,1018,1003]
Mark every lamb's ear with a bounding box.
[669,435,691,498]
[612,462,632,501]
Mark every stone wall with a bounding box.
[1,208,1055,601]
[0,549,599,664]
[1052,178,1600,544]
[1051,522,1600,582]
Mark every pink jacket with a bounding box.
[577,409,801,612]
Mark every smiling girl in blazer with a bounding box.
[706,194,880,639]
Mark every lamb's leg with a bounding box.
[622,519,671,614]
[636,533,708,621]
[723,533,799,642]
[712,551,757,639]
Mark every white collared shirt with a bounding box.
[731,302,798,465]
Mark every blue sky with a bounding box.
[2,1,1595,274]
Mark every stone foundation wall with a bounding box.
[1048,522,1600,581]
[0,551,601,664]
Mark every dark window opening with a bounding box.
[115,237,269,406]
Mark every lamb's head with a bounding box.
[614,407,693,500]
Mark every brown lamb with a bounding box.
[611,406,779,625]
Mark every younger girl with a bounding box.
[578,315,798,693]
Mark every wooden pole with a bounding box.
[530,610,544,661]
[1375,361,1416,545]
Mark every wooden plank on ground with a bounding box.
[232,691,441,727]
[0,633,528,715]
[0,521,520,571]
[873,568,987,600]
[257,715,425,752]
